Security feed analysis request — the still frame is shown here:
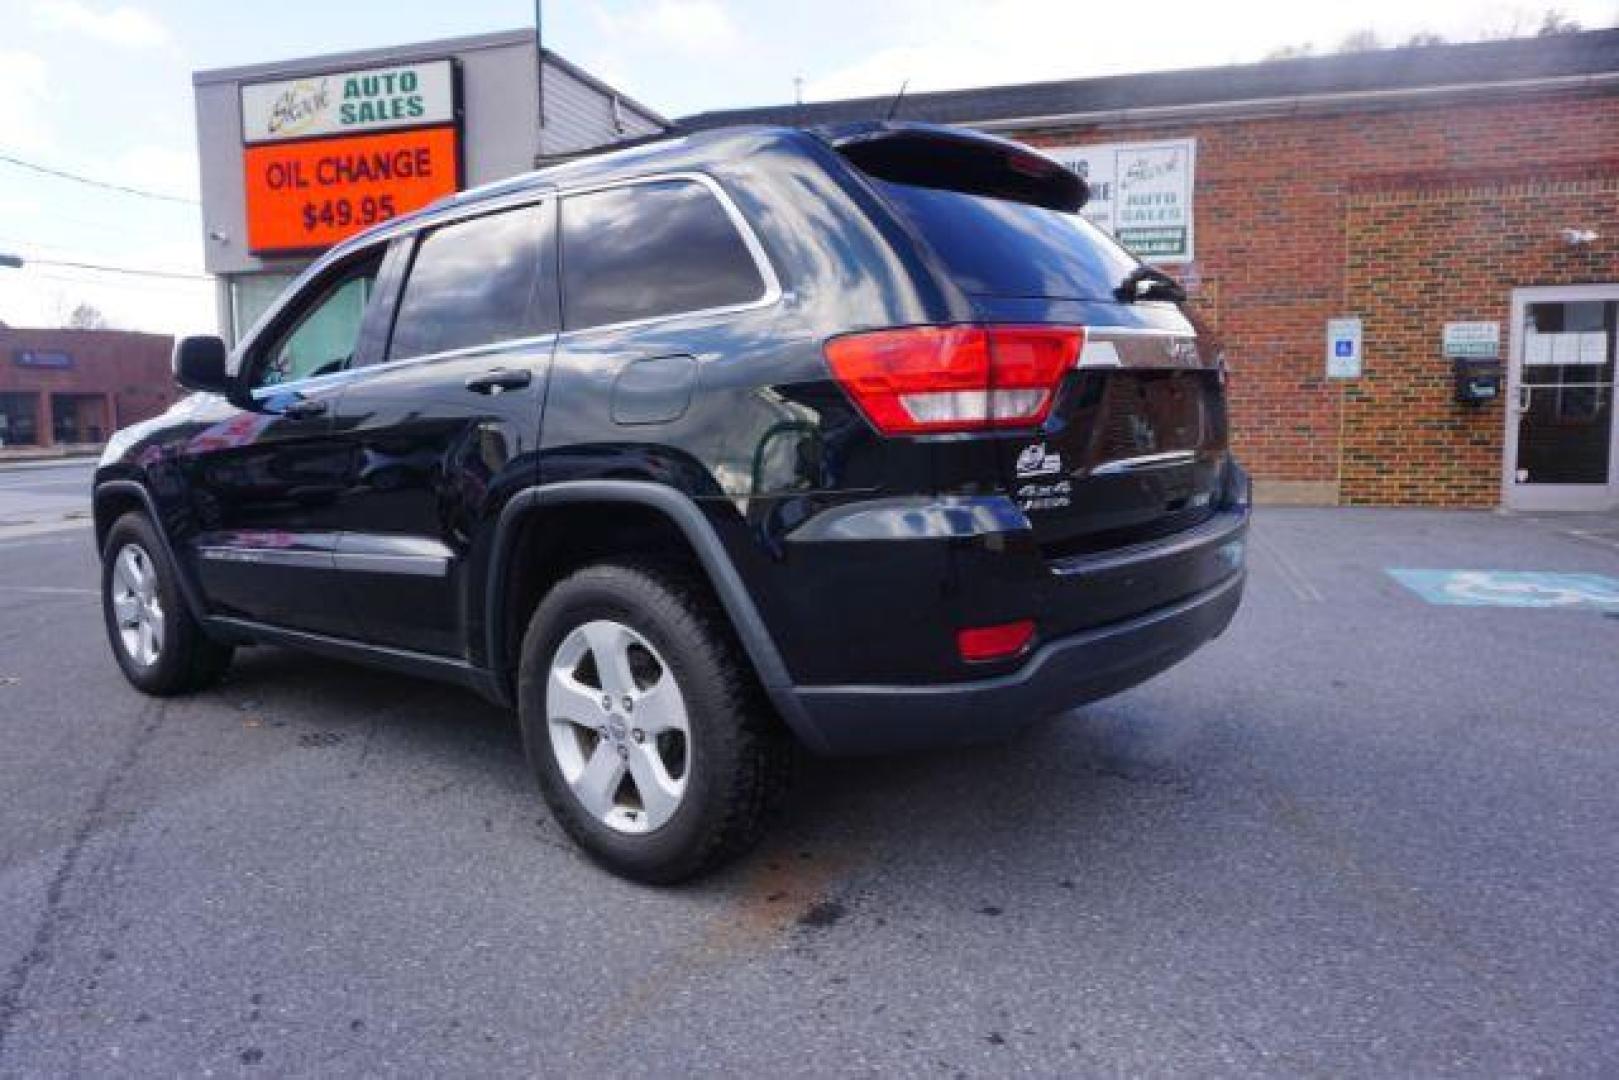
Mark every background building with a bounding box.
[684,30,1619,510]
[182,27,1617,510]
[193,29,666,344]
[0,329,176,450]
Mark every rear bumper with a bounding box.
[788,566,1244,755]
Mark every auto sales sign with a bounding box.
[240,59,461,254]
[1040,139,1196,263]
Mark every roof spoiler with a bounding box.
[816,121,1088,212]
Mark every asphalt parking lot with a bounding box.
[1,462,1617,1076]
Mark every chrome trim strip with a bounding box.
[1087,326,1194,338]
[1090,450,1199,476]
[197,546,333,569]
[249,333,560,400]
[331,552,450,578]
[200,544,451,577]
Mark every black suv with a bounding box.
[94,123,1248,882]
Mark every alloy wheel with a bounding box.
[546,619,690,834]
[111,543,164,668]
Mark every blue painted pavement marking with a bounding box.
[1388,569,1619,610]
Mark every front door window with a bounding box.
[251,265,377,389]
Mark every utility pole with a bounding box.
[535,0,547,140]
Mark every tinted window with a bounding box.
[388,204,554,360]
[874,180,1141,301]
[252,261,378,388]
[561,180,765,330]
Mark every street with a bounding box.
[1,490,1617,1075]
[0,460,96,536]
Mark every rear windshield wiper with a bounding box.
[1114,265,1187,303]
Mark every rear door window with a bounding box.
[387,202,555,361]
[560,179,766,331]
[873,179,1141,302]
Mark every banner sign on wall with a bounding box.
[1039,139,1196,263]
[241,60,456,144]
[240,59,461,255]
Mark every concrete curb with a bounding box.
[0,454,100,472]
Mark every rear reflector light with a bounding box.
[956,619,1036,662]
[824,325,1084,434]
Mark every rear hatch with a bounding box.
[833,124,1230,555]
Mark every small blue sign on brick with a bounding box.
[1389,569,1619,610]
[13,349,73,370]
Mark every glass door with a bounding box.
[1504,287,1619,511]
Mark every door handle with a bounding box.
[282,398,328,420]
[465,368,532,395]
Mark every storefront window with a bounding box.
[229,272,299,343]
[0,392,41,447]
[51,394,110,445]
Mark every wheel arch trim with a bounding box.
[487,481,825,751]
[92,480,211,626]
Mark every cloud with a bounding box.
[594,0,742,55]
[31,1,172,49]
[105,144,200,202]
[0,50,51,152]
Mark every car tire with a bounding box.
[101,511,234,695]
[518,560,794,884]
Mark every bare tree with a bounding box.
[1264,42,1316,61]
[1266,7,1595,61]
[64,302,108,330]
[1337,29,1383,53]
[1536,8,1583,34]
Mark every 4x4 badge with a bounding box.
[1016,442,1063,478]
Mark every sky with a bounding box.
[0,0,1613,335]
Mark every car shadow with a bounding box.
[216,644,1222,897]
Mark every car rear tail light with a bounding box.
[824,325,1084,434]
[956,619,1036,663]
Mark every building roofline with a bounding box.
[972,71,1619,132]
[540,48,670,127]
[193,27,537,86]
[677,28,1619,132]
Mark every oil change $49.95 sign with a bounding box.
[243,127,458,253]
[239,59,461,254]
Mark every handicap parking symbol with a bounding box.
[1388,569,1619,610]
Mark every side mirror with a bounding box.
[172,335,231,394]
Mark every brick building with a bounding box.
[0,329,177,450]
[682,30,1619,510]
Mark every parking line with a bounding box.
[0,585,97,596]
[1252,532,1324,603]
[1562,528,1619,554]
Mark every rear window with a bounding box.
[388,204,554,361]
[874,179,1141,301]
[561,179,766,331]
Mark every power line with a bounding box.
[17,256,210,282]
[27,270,213,296]
[0,152,200,207]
